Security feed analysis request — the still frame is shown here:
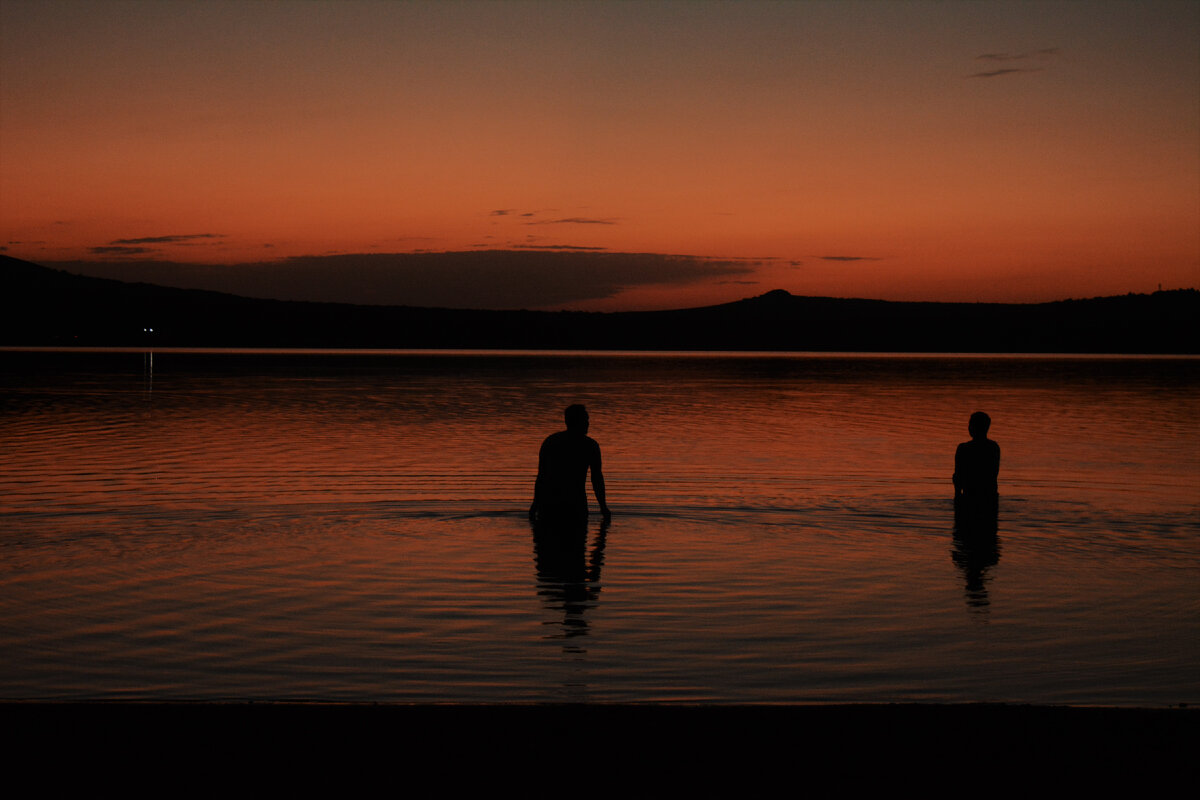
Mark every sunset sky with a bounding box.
[2,0,1197,310]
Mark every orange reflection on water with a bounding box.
[0,352,1196,703]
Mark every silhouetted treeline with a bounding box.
[3,256,1196,353]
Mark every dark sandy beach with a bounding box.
[2,703,1195,791]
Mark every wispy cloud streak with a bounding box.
[90,246,156,255]
[977,48,1059,62]
[969,67,1042,79]
[524,217,619,226]
[969,47,1059,77]
[42,250,754,309]
[110,234,224,244]
[513,244,608,250]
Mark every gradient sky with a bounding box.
[2,0,1197,310]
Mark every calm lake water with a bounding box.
[1,349,1197,705]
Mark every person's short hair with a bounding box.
[564,404,588,429]
[968,411,991,437]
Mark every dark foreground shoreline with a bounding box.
[3,702,1195,788]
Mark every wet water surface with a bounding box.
[1,350,1197,704]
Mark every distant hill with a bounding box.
[2,255,1197,352]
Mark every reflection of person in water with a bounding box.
[952,508,1000,611]
[529,404,611,523]
[953,411,1000,510]
[530,516,610,642]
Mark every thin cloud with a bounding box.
[90,246,156,255]
[970,48,1058,77]
[977,48,1059,62]
[41,250,754,309]
[110,233,224,245]
[489,209,515,216]
[969,67,1043,79]
[820,255,882,262]
[513,244,608,251]
[389,236,439,242]
[525,217,619,225]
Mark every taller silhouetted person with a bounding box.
[530,404,610,523]
[953,411,1000,509]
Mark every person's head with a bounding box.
[968,411,991,439]
[564,403,589,434]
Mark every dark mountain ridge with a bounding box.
[2,255,1196,352]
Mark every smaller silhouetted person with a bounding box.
[530,404,610,523]
[953,411,1000,510]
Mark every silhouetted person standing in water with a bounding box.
[530,404,610,523]
[953,411,1000,510]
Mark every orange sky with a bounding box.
[2,1,1197,310]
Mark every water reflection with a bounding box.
[2,351,1197,704]
[530,516,609,649]
[142,350,153,399]
[951,502,1001,613]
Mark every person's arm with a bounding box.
[953,443,965,499]
[530,441,546,519]
[591,442,610,518]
